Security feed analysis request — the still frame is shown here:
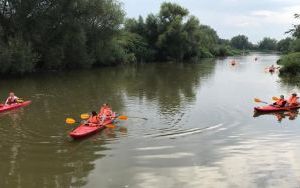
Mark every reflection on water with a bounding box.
[2,53,300,187]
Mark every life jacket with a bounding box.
[275,99,286,106]
[288,96,299,106]
[6,96,18,105]
[99,107,105,116]
[88,116,99,124]
[103,108,112,116]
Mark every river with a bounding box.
[1,53,300,188]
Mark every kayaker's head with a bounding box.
[280,95,284,99]
[103,103,110,108]
[292,93,297,97]
[9,92,15,97]
[91,111,97,116]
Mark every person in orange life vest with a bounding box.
[99,104,106,116]
[272,95,287,107]
[87,111,100,126]
[5,92,19,105]
[99,104,113,123]
[287,93,299,106]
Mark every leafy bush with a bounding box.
[278,52,300,75]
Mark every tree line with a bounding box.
[0,1,293,75]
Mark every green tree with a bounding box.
[258,37,277,51]
[230,35,250,50]
[277,37,293,53]
[286,14,300,39]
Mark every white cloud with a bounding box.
[223,5,299,29]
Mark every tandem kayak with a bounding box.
[0,101,31,113]
[254,105,300,113]
[69,117,115,139]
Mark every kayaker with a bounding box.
[269,65,275,72]
[99,104,113,123]
[272,95,287,107]
[5,92,19,105]
[287,93,299,106]
[87,111,100,125]
[230,60,236,66]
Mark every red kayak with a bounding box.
[269,68,275,73]
[0,101,31,113]
[69,118,115,139]
[254,105,300,113]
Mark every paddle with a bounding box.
[81,113,128,121]
[254,98,268,104]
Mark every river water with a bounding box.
[1,53,300,188]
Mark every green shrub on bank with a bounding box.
[278,52,300,75]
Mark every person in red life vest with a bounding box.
[287,93,299,107]
[98,103,113,123]
[272,95,287,107]
[5,92,19,105]
[87,111,100,126]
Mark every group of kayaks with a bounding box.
[0,100,118,139]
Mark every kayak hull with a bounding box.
[69,118,114,139]
[0,101,31,113]
[254,105,300,113]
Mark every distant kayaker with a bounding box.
[287,93,299,106]
[87,111,100,125]
[273,95,287,107]
[5,92,19,105]
[269,65,275,72]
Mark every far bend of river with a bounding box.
[2,53,300,188]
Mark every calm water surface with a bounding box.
[1,53,300,188]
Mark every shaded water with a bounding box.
[1,53,300,188]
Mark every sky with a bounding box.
[120,0,300,43]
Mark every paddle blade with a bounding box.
[118,115,128,120]
[272,96,279,101]
[17,99,24,103]
[81,113,90,120]
[105,124,116,129]
[66,118,76,124]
